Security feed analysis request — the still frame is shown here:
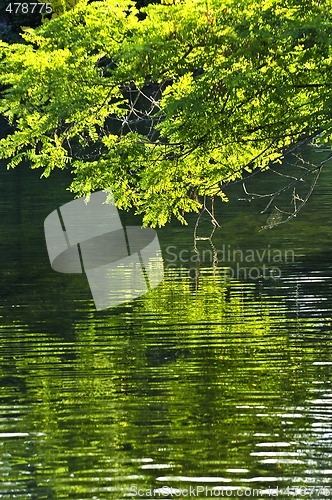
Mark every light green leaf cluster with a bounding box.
[50,0,81,18]
[0,0,332,226]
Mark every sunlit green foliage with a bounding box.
[50,0,81,17]
[0,0,331,225]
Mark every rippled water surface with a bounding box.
[1,148,332,499]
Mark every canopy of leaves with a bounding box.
[0,0,331,226]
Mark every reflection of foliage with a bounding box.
[1,0,332,227]
[2,267,332,495]
[1,149,332,497]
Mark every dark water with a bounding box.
[1,147,332,499]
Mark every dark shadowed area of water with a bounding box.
[1,145,332,499]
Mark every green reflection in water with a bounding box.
[1,154,332,498]
[1,266,332,498]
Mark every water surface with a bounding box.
[1,148,332,499]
